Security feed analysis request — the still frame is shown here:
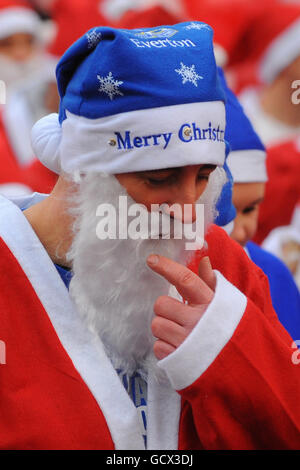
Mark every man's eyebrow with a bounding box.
[248,197,264,206]
[139,164,216,176]
[139,167,179,176]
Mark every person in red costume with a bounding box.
[0,113,57,196]
[183,0,279,70]
[44,0,109,58]
[114,4,180,30]
[254,137,300,245]
[0,0,57,196]
[238,3,300,146]
[1,21,300,450]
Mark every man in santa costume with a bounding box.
[237,2,300,146]
[0,0,44,92]
[245,2,300,245]
[0,0,58,196]
[254,137,300,245]
[44,0,109,58]
[1,22,300,450]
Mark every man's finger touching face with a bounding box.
[147,254,215,360]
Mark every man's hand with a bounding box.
[147,255,216,360]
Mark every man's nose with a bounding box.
[231,222,247,247]
[165,187,200,224]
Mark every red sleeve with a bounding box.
[48,0,109,57]
[189,225,293,343]
[175,226,300,449]
[178,296,300,449]
[22,159,58,194]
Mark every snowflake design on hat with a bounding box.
[185,22,211,31]
[97,72,124,100]
[175,63,203,87]
[86,29,102,49]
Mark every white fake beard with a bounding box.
[67,168,226,381]
[0,51,44,92]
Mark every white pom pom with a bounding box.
[31,113,62,174]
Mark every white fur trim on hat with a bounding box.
[32,102,226,175]
[59,102,225,174]
[259,16,300,83]
[213,43,228,67]
[227,149,268,183]
[0,7,41,40]
[31,113,62,174]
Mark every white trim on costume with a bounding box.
[0,183,32,198]
[147,373,181,450]
[227,149,268,183]
[158,270,247,391]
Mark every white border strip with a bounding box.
[57,101,226,174]
[259,16,300,83]
[227,149,268,183]
[147,372,181,450]
[158,270,247,391]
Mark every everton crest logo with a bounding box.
[134,28,178,39]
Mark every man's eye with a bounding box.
[243,206,256,214]
[146,174,177,186]
[197,173,210,181]
[147,178,171,186]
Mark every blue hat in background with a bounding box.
[31,22,227,175]
[214,68,267,228]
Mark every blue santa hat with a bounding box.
[31,22,226,175]
[221,70,267,183]
[214,68,267,227]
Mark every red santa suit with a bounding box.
[183,0,278,71]
[0,0,57,196]
[114,5,180,30]
[238,3,300,145]
[254,138,300,245]
[0,112,57,196]
[1,194,300,450]
[48,0,109,58]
